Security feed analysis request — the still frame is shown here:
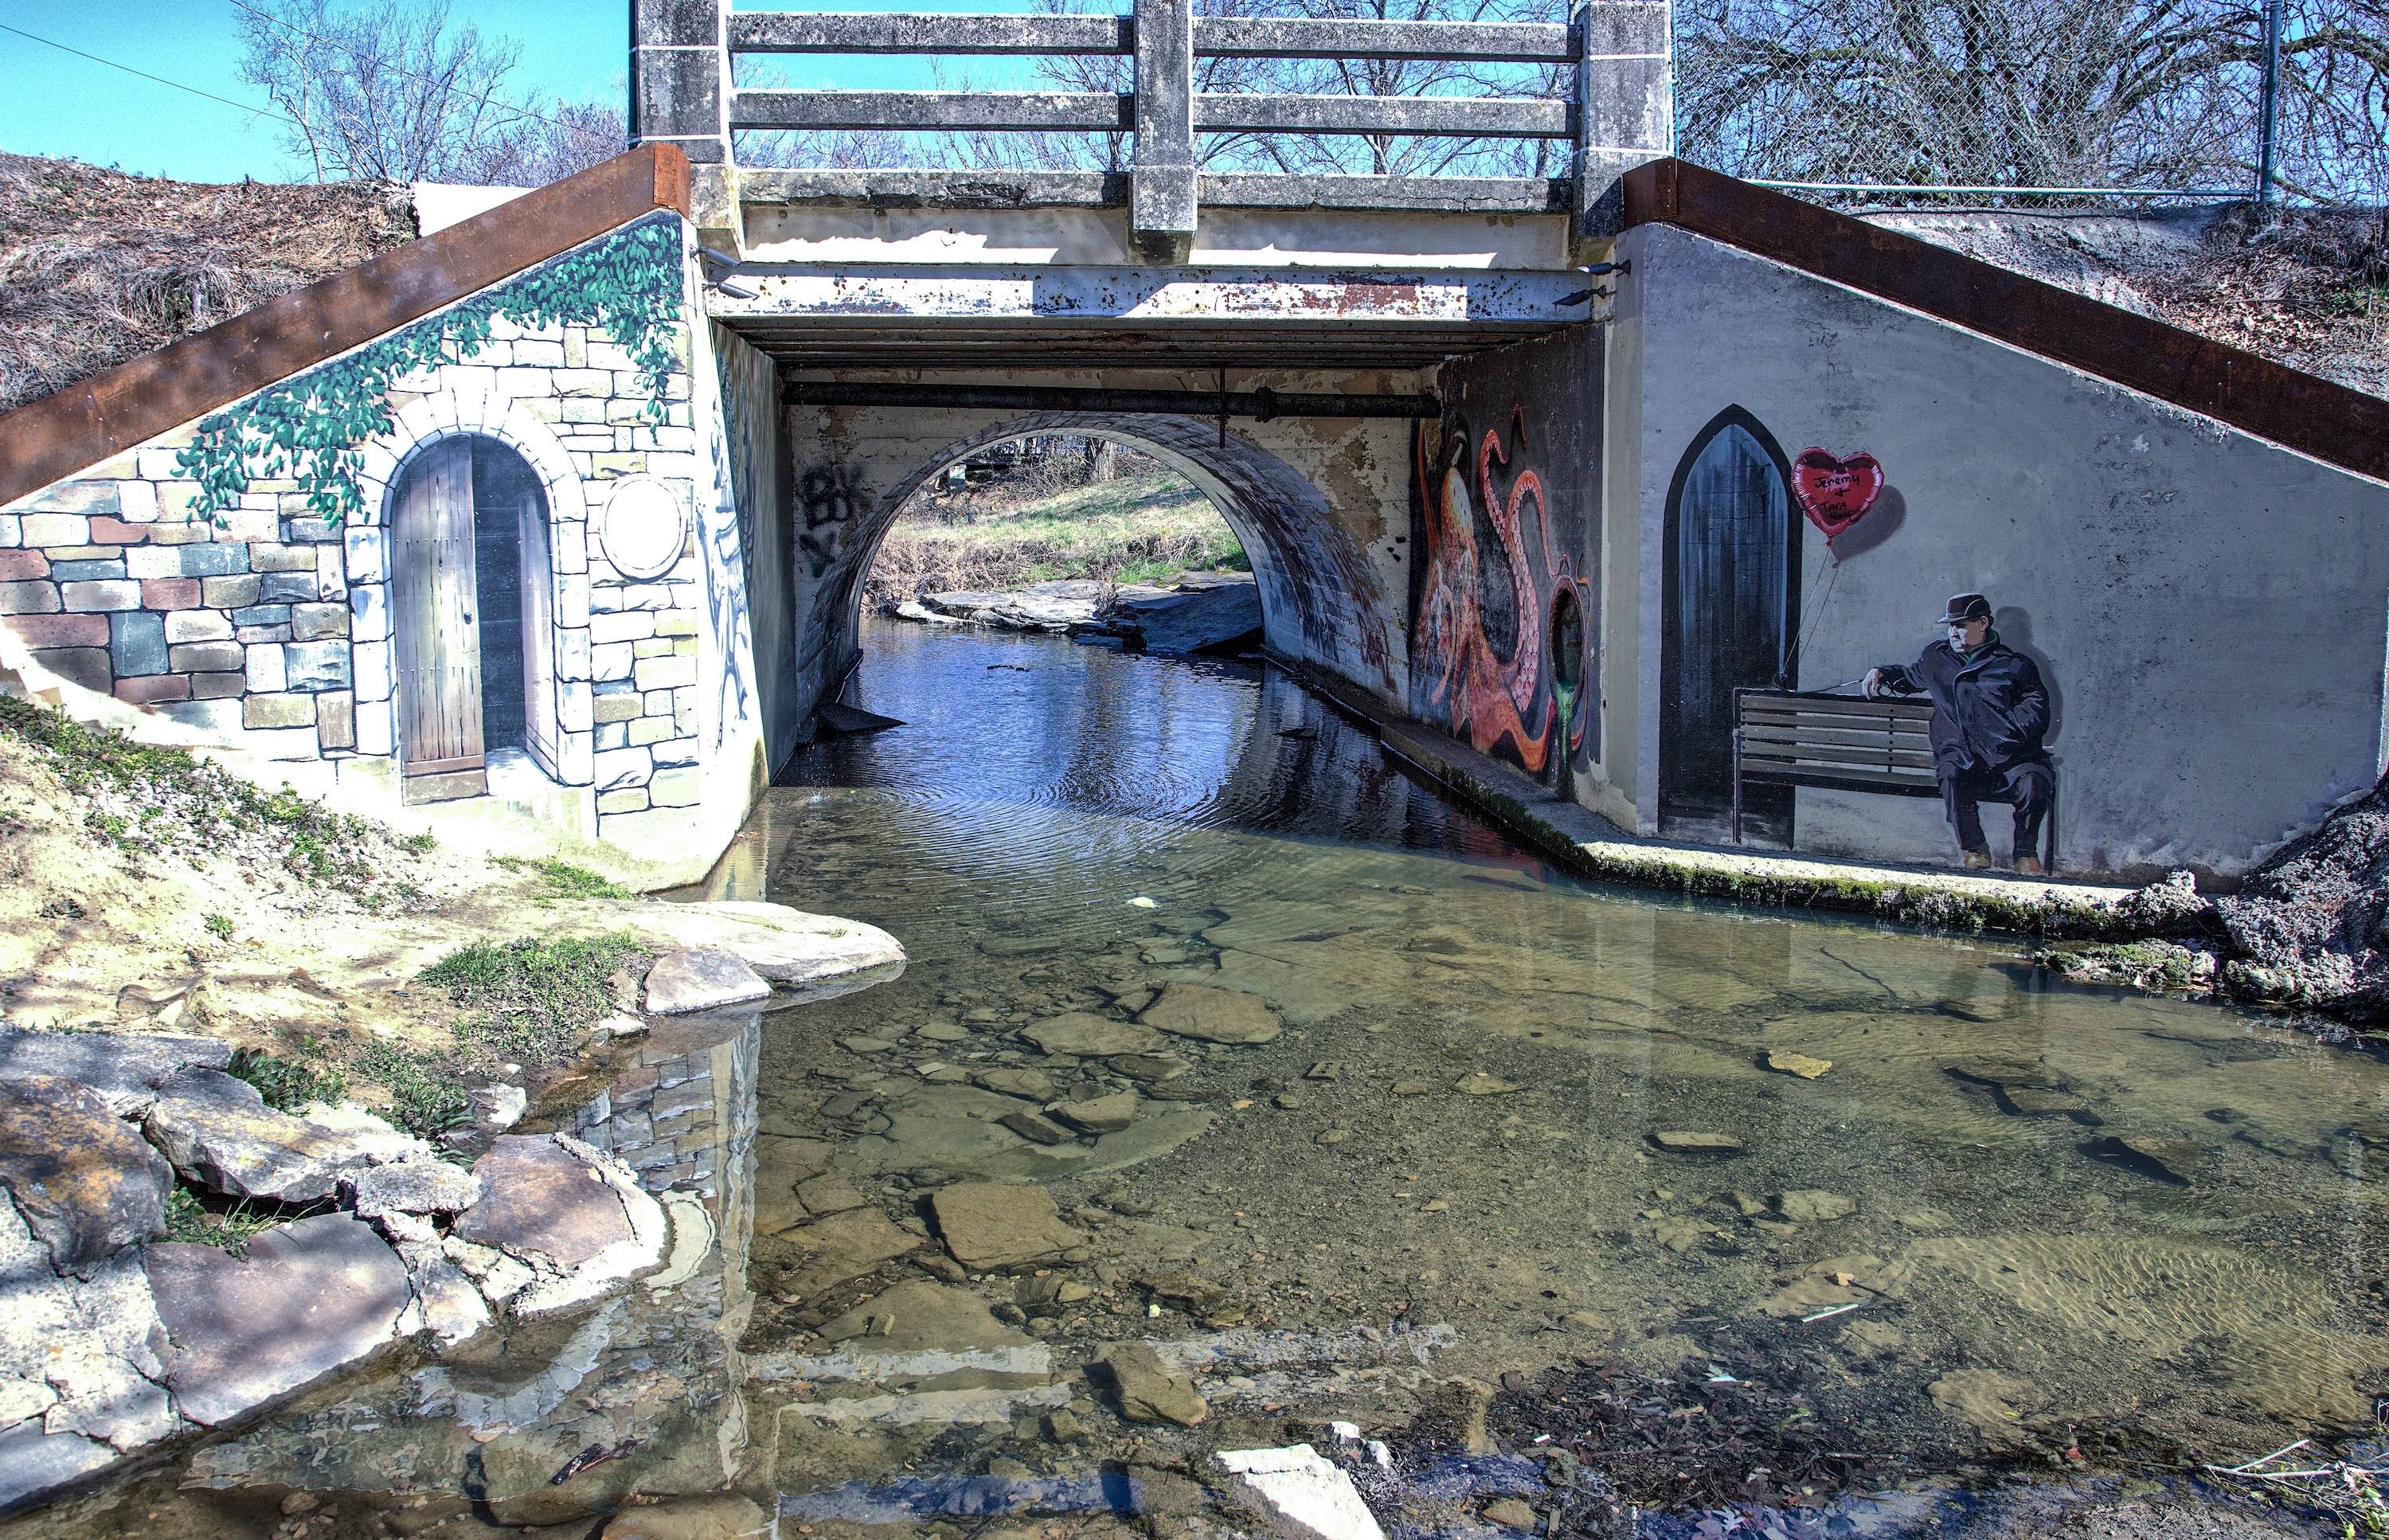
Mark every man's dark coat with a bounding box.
[1876,639,2051,776]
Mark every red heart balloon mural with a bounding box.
[1791,448,1885,541]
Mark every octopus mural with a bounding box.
[1411,405,1594,778]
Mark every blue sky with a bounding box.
[0,0,1056,184]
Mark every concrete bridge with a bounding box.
[2,2,2387,893]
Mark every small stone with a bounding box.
[841,1035,897,1054]
[1101,1342,1207,1425]
[930,1182,1087,1270]
[1420,1199,1449,1213]
[1046,1409,1085,1440]
[1453,1072,1523,1096]
[1390,1081,1433,1096]
[816,1279,1027,1350]
[468,1084,526,1134]
[1315,1128,1350,1147]
[1773,1190,1855,1222]
[1140,983,1282,1044]
[2104,1135,2201,1182]
[1304,1062,1343,1081]
[1273,1094,1304,1110]
[1484,1498,1539,1530]
[642,948,769,1014]
[1051,1092,1139,1134]
[915,1022,971,1044]
[999,1111,1075,1146]
[596,1013,647,1042]
[2001,1086,2090,1116]
[1764,1049,1833,1079]
[1650,1131,1744,1152]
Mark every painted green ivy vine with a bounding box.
[174,214,686,526]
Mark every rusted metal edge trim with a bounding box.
[1619,158,2389,487]
[0,143,693,510]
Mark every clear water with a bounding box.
[18,618,2388,1538]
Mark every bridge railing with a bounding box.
[630,0,1670,260]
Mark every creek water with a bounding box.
[18,618,2389,1539]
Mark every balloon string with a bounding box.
[1784,548,1841,688]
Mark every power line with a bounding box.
[0,20,302,130]
[219,0,581,134]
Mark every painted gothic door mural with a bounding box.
[391,437,557,800]
[1660,408,1800,842]
[393,438,487,799]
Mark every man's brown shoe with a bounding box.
[1962,851,1992,870]
[2014,856,2045,875]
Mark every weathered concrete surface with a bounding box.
[146,1214,410,1427]
[0,1029,229,1116]
[0,1076,170,1274]
[143,1069,428,1203]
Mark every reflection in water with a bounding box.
[15,618,2387,1538]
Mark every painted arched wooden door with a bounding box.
[392,437,487,800]
[1660,408,1800,842]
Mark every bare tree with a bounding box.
[1675,0,2389,202]
[233,0,623,186]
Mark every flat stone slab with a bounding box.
[146,1214,409,1427]
[454,1135,636,1268]
[0,1027,230,1116]
[1018,1014,1165,1057]
[643,948,770,1015]
[1139,983,1283,1045]
[1101,1342,1207,1425]
[1218,1444,1387,1540]
[930,1182,1086,1271]
[599,901,905,987]
[0,1074,171,1273]
[1101,581,1263,655]
[816,1279,1031,1353]
[143,1069,427,1203]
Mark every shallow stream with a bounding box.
[18,619,2389,1538]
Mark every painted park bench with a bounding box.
[1730,689,2059,869]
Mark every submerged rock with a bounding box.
[146,1214,409,1427]
[973,1068,1058,1100]
[597,1494,771,1540]
[453,1135,668,1315]
[1649,1131,1743,1153]
[1019,1014,1165,1057]
[642,948,769,1015]
[778,1207,921,1297]
[1773,1190,1855,1222]
[816,1279,1030,1352]
[1052,1092,1139,1133]
[1453,1073,1523,1097]
[1101,1342,1207,1425]
[1139,983,1282,1045]
[0,1074,170,1274]
[1763,1049,1834,1079]
[930,1182,1085,1271]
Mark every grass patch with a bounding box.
[421,933,649,1069]
[351,1040,477,1142]
[161,1185,290,1257]
[0,695,427,907]
[491,854,635,901]
[225,1042,346,1112]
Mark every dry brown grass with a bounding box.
[2145,206,2389,399]
[0,153,413,414]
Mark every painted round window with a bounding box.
[598,476,688,580]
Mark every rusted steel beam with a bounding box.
[1620,158,2389,486]
[780,379,1442,419]
[729,10,1132,54]
[732,88,1131,131]
[1193,17,1574,61]
[0,145,692,514]
[1194,92,1571,139]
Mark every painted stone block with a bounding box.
[242,694,316,729]
[115,675,189,705]
[248,544,316,574]
[256,573,320,604]
[244,643,287,694]
[190,672,245,701]
[107,612,167,677]
[283,641,350,691]
[61,580,139,613]
[593,746,653,791]
[33,648,110,690]
[316,692,355,752]
[6,614,106,647]
[51,559,128,583]
[140,579,201,611]
[165,610,233,644]
[200,576,260,608]
[291,604,348,642]
[168,642,246,674]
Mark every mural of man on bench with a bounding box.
[1863,592,2056,874]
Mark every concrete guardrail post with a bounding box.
[1570,0,1672,256]
[1132,0,1198,266]
[632,0,740,251]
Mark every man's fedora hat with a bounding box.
[1939,592,1992,624]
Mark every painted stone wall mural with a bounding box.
[1410,404,1595,780]
[1789,448,1884,541]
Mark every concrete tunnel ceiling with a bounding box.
[835,410,1383,672]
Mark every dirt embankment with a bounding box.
[0,154,413,415]
[1871,203,2389,401]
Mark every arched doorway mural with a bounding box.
[389,436,558,800]
[1660,406,1800,842]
